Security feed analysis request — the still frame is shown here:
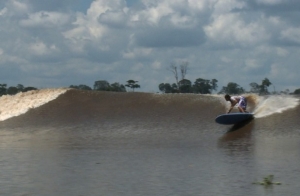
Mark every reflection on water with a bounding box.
[218,120,255,154]
[1,122,300,196]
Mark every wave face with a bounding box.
[0,89,299,132]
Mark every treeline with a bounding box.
[70,80,140,92]
[159,78,218,94]
[159,77,300,95]
[0,80,140,96]
[1,78,300,96]
[0,84,37,96]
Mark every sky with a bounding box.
[0,0,300,93]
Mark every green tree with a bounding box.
[94,80,110,91]
[110,82,126,92]
[260,78,272,95]
[219,82,245,94]
[211,79,218,92]
[294,88,300,94]
[159,83,172,93]
[193,78,211,94]
[192,78,218,94]
[179,79,192,93]
[17,84,24,92]
[0,84,7,96]
[171,83,179,92]
[23,87,37,92]
[7,86,18,95]
[70,84,92,90]
[125,80,140,92]
[249,82,260,93]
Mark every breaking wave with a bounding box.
[0,89,298,125]
[252,95,299,118]
[0,88,69,121]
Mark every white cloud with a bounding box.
[63,0,129,54]
[280,27,300,44]
[204,13,270,47]
[136,1,173,24]
[9,0,29,13]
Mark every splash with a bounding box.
[0,88,69,121]
[253,95,299,118]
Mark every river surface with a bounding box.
[0,89,299,196]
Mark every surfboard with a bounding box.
[215,113,253,125]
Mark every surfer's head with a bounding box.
[224,94,231,101]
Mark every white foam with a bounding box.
[0,88,69,121]
[253,95,299,118]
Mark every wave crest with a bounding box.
[0,88,69,121]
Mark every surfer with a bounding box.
[224,94,247,113]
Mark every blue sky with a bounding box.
[0,0,300,93]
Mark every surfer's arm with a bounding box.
[227,106,233,113]
[227,100,237,113]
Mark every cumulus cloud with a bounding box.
[204,13,270,48]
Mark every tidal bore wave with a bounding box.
[0,89,298,132]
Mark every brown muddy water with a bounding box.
[0,89,299,196]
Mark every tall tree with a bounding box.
[180,61,189,81]
[168,61,189,91]
[168,62,179,89]
[125,80,140,92]
[260,78,272,95]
